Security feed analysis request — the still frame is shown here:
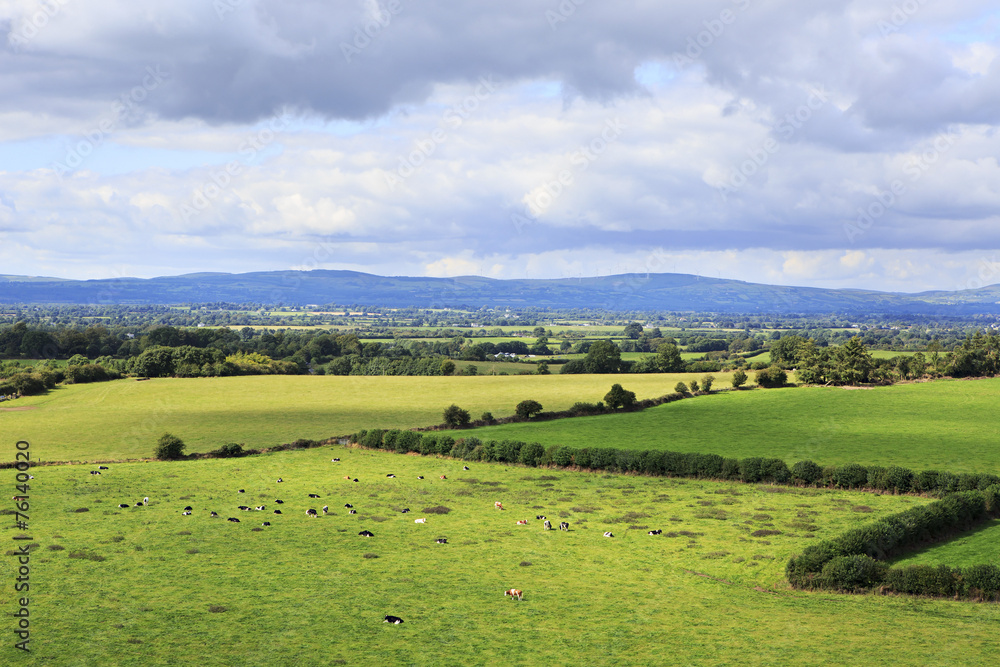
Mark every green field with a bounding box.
[10,445,998,666]
[0,373,732,462]
[892,520,1000,568]
[467,379,1000,474]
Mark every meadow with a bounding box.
[0,373,733,462]
[9,445,999,666]
[892,520,1000,568]
[468,379,1000,474]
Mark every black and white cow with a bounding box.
[349,509,357,515]
[536,515,546,520]
[238,489,245,493]
[648,529,662,535]
[543,520,552,530]
[603,531,614,538]
[435,538,448,544]
[90,471,101,475]
[255,505,266,511]
[277,478,283,483]
[386,474,396,478]
[273,510,282,514]
[274,499,284,504]
[184,506,193,511]
[559,522,570,531]
[331,458,340,462]
[308,493,321,498]
[383,615,403,624]
[322,505,329,514]
[344,503,353,508]
[210,512,219,517]
[182,511,192,515]
[306,509,318,517]
[359,530,374,537]
[262,522,271,526]
[98,466,109,470]
[227,517,240,523]
[118,503,130,508]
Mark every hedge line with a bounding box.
[787,487,1000,600]
[350,429,1000,496]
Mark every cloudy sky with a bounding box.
[1,0,998,292]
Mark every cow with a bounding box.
[240,506,252,511]
[306,509,318,517]
[400,508,410,513]
[463,466,470,470]
[648,529,662,535]
[275,499,284,504]
[353,478,359,482]
[495,502,504,510]
[182,511,192,515]
[135,502,143,507]
[516,519,528,525]
[435,538,448,544]
[90,471,101,475]
[383,615,403,624]
[237,505,249,510]
[543,520,552,530]
[228,518,240,523]
[344,503,353,508]
[143,497,149,505]
[344,476,351,480]
[184,506,193,511]
[359,530,374,537]
[439,475,447,480]
[210,512,219,517]
[255,505,266,511]
[414,518,426,523]
[322,506,329,514]
[238,489,245,493]
[273,510,282,514]
[308,494,321,498]
[331,458,340,462]
[98,466,109,470]
[386,474,396,478]
[277,478,283,483]
[536,515,546,520]
[349,509,357,515]
[603,531,614,538]
[118,503,130,508]
[559,522,569,531]
[262,522,271,526]
[504,589,523,601]
[417,476,424,480]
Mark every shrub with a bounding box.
[834,463,869,489]
[604,384,637,409]
[518,442,546,467]
[821,555,888,591]
[674,382,689,394]
[573,448,592,468]
[792,460,823,485]
[480,412,495,423]
[739,457,765,483]
[755,366,788,388]
[436,435,455,456]
[885,564,959,597]
[443,404,471,427]
[731,369,748,388]
[154,433,186,460]
[569,402,604,416]
[495,439,523,463]
[701,375,715,392]
[689,379,700,392]
[419,434,438,455]
[211,443,244,458]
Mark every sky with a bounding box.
[0,0,999,293]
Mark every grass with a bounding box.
[0,373,736,462]
[10,444,998,666]
[892,519,1000,568]
[467,378,1000,474]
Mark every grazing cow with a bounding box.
[227,518,240,523]
[255,505,266,511]
[435,538,448,544]
[98,466,109,470]
[322,506,329,514]
[504,589,523,601]
[463,466,470,470]
[277,478,283,483]
[414,518,426,523]
[240,507,253,512]
[349,509,357,515]
[400,508,410,513]
[417,476,424,480]
[516,519,528,525]
[262,522,271,526]
[344,503,353,508]
[543,520,552,530]
[182,511,192,515]
[603,531,614,538]
[536,515,546,520]
[383,615,404,624]
[559,522,569,531]
[439,475,447,480]
[238,489,245,493]
[90,471,101,475]
[143,497,149,505]
[184,506,193,511]
[308,493,321,498]
[237,505,249,511]
[386,474,396,478]
[306,509,318,517]
[344,476,351,480]
[353,478,359,482]
[495,502,504,510]
[135,502,143,507]
[648,530,662,535]
[118,504,130,508]
[210,512,219,517]
[359,530,374,537]
[273,510,282,514]
[332,458,340,462]
[275,499,284,504]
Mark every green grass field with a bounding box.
[0,373,732,462]
[892,519,1000,568]
[467,379,1000,474]
[9,445,998,666]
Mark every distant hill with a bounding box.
[1,270,999,315]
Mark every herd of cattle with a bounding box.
[93,456,673,624]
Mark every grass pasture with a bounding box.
[468,379,1000,474]
[892,519,1000,568]
[0,373,731,462]
[8,445,999,666]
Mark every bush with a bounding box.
[569,402,604,416]
[701,375,715,392]
[834,463,869,489]
[731,369,748,388]
[821,555,888,591]
[515,399,543,419]
[480,412,495,423]
[674,382,689,394]
[436,435,455,456]
[211,443,244,458]
[755,366,788,388]
[518,442,546,467]
[604,384,637,409]
[689,379,700,393]
[552,446,574,467]
[792,460,823,485]
[154,433,186,460]
[443,404,471,427]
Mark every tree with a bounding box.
[536,361,550,375]
[623,322,644,339]
[480,412,495,423]
[656,342,684,372]
[674,381,689,394]
[515,399,543,419]
[731,369,748,388]
[443,404,471,427]
[604,383,636,409]
[154,433,186,460]
[701,375,715,392]
[584,340,621,373]
[755,366,788,388]
[440,360,455,376]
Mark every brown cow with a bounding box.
[504,589,523,601]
